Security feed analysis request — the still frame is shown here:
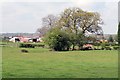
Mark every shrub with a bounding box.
[19,43,35,48]
[101,42,106,49]
[110,43,118,46]
[93,42,101,47]
[105,43,110,46]
[113,46,119,50]
[21,49,29,53]
[44,28,71,51]
[104,46,112,50]
[34,44,45,48]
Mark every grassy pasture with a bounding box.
[2,45,118,78]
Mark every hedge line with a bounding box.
[19,43,45,48]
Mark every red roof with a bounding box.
[19,37,29,42]
[83,44,93,47]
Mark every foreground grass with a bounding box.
[2,46,118,78]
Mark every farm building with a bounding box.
[9,36,43,43]
[9,37,20,42]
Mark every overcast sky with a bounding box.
[119,1,120,22]
[0,0,119,34]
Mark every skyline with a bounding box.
[0,1,118,34]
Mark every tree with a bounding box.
[36,14,58,35]
[39,7,104,51]
[118,22,120,46]
[44,28,71,51]
[36,26,49,36]
[42,14,58,28]
[59,8,84,35]
[76,33,87,49]
[57,7,103,50]
[59,7,103,35]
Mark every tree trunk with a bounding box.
[67,47,69,51]
[72,45,75,50]
[82,30,86,34]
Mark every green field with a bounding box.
[2,46,118,78]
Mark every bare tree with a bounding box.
[36,14,58,35]
[42,14,58,29]
[36,26,49,36]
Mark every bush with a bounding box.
[21,49,29,53]
[44,28,71,51]
[101,42,106,49]
[104,46,112,50]
[113,46,119,50]
[105,43,110,46]
[93,42,99,46]
[110,43,118,46]
[19,43,35,48]
[34,44,45,48]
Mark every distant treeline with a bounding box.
[0,33,118,43]
[0,33,41,38]
[0,33,117,39]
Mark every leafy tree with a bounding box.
[59,7,103,35]
[68,32,77,50]
[57,7,103,50]
[39,7,104,51]
[44,28,71,51]
[66,31,87,50]
[76,33,87,49]
[118,22,120,46]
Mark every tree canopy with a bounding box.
[38,7,104,51]
[58,7,103,35]
[37,7,103,37]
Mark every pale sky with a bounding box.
[0,0,119,34]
